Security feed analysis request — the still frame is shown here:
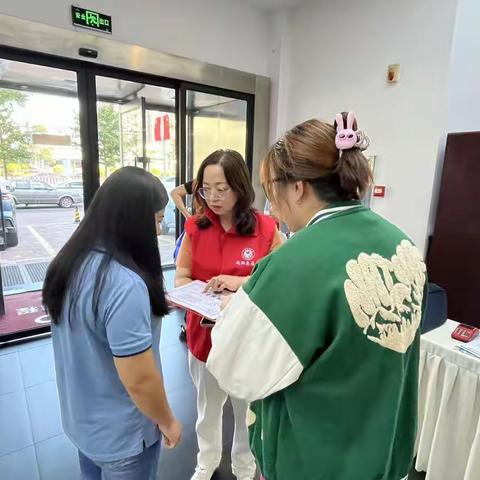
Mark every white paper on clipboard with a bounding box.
[167,280,225,320]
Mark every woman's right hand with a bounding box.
[160,417,183,449]
[204,275,247,293]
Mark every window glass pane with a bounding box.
[186,91,247,177]
[96,76,177,264]
[0,59,81,339]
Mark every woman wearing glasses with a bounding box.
[175,150,283,480]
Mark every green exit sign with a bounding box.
[72,6,112,34]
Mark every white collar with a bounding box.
[306,205,359,227]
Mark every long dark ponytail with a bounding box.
[43,167,170,323]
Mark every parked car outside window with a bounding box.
[0,189,18,248]
[9,179,83,208]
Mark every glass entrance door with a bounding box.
[0,58,82,340]
[95,75,178,262]
[119,98,143,169]
[185,89,249,179]
[0,49,255,344]
[181,88,250,217]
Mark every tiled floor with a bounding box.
[0,270,242,480]
[0,269,427,480]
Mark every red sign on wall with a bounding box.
[373,185,386,197]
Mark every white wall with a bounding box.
[1,0,468,253]
[446,0,480,133]
[426,0,480,235]
[0,0,272,76]
[270,0,458,254]
[267,10,292,144]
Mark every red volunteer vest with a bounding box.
[185,209,276,362]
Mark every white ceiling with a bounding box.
[247,0,306,11]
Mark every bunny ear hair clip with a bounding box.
[335,111,370,152]
[335,112,358,150]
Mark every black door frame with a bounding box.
[0,45,255,344]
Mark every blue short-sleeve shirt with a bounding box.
[51,252,162,462]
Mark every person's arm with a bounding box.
[175,233,193,287]
[114,350,182,448]
[105,276,182,448]
[207,256,304,402]
[171,183,192,219]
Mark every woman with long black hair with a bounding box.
[43,167,182,480]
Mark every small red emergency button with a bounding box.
[373,185,386,198]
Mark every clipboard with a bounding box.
[167,280,230,321]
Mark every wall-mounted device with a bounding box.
[387,64,400,84]
[373,185,386,198]
[78,48,98,59]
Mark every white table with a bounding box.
[416,320,480,479]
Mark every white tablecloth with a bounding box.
[416,320,480,479]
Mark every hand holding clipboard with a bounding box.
[167,281,232,322]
